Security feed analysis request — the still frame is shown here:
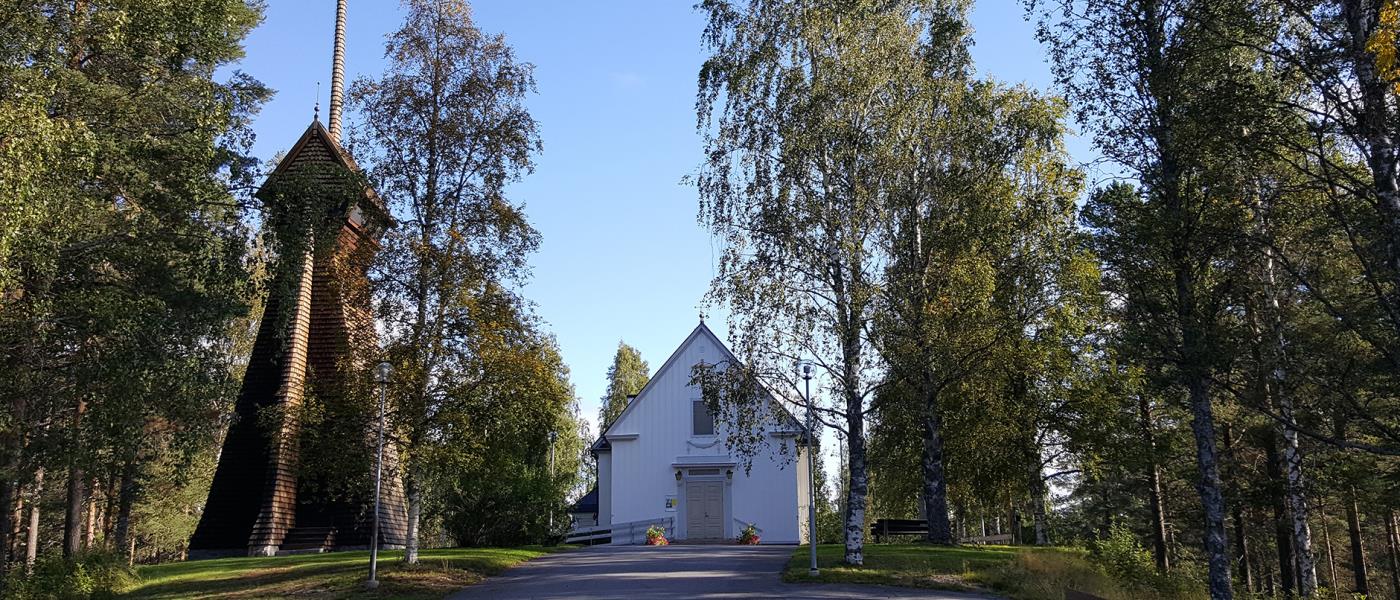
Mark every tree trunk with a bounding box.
[1319,509,1338,599]
[1341,0,1400,307]
[25,468,41,573]
[1259,512,1278,598]
[1345,488,1369,595]
[1235,504,1254,593]
[1143,395,1170,572]
[403,469,421,564]
[1030,461,1049,545]
[1265,232,1316,593]
[0,476,13,569]
[1224,423,1249,590]
[844,400,868,565]
[1264,433,1297,597]
[63,464,84,557]
[1172,165,1232,597]
[114,461,136,557]
[103,470,117,539]
[919,388,953,545]
[85,477,98,548]
[63,397,86,558]
[1279,418,1316,599]
[1386,510,1400,599]
[10,489,22,560]
[1183,372,1233,599]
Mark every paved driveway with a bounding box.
[447,544,999,600]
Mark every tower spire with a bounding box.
[327,0,348,143]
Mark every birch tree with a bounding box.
[348,0,541,564]
[695,0,918,565]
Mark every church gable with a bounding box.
[603,323,723,437]
[602,322,802,441]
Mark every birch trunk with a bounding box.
[1030,462,1049,546]
[1264,434,1297,596]
[1341,0,1400,299]
[404,469,421,564]
[1260,223,1317,596]
[840,391,862,562]
[25,468,41,573]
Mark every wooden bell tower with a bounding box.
[189,0,408,557]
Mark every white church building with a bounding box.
[588,322,812,544]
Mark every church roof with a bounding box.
[589,321,810,453]
[570,487,599,514]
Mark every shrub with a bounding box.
[1091,524,1158,586]
[1088,525,1202,598]
[975,545,1206,600]
[2,551,134,600]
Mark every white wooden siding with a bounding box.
[598,323,805,543]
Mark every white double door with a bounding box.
[685,480,724,540]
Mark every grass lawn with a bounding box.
[782,543,1021,592]
[119,546,569,600]
[783,544,1203,600]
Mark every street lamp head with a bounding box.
[802,363,812,378]
[374,361,393,384]
[548,430,557,443]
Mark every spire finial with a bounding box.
[328,0,348,143]
[314,82,321,121]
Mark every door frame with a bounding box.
[676,467,732,541]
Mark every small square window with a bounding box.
[692,400,715,436]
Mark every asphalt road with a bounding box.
[446,544,1000,600]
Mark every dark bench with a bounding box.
[871,518,927,543]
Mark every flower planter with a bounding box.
[645,525,669,546]
[737,523,760,545]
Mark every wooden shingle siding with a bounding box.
[189,121,407,556]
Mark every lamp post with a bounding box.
[547,430,558,531]
[802,362,819,576]
[367,361,392,589]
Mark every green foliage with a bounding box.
[977,548,1204,600]
[0,0,269,560]
[1090,524,1158,587]
[347,0,557,556]
[430,331,581,547]
[2,551,133,600]
[598,342,650,430]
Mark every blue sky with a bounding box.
[230,1,1096,436]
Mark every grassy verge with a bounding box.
[784,544,1203,600]
[782,543,1020,592]
[120,546,570,600]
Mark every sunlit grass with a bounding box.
[121,546,569,600]
[784,543,1019,592]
